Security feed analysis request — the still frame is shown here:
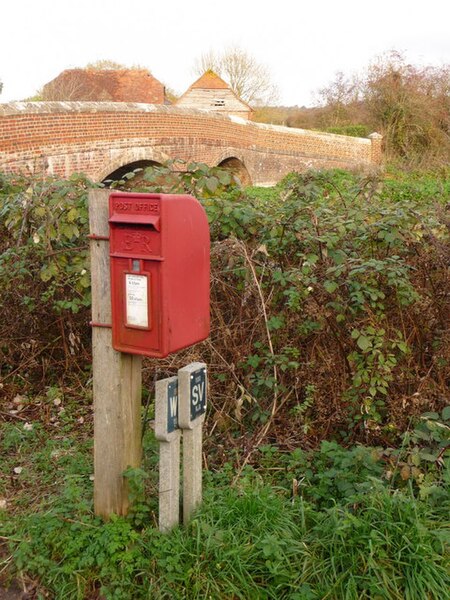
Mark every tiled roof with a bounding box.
[189,70,230,90]
[42,69,166,104]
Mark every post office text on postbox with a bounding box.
[108,192,210,358]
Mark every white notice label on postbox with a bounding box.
[125,274,149,328]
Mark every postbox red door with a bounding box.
[109,192,210,358]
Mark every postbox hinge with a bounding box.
[90,321,112,329]
[88,234,110,241]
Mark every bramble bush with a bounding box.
[0,172,94,396]
[0,163,449,452]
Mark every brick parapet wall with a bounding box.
[0,102,380,184]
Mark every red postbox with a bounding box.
[108,192,210,357]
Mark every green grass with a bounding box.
[1,414,449,600]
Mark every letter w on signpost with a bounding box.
[155,376,180,532]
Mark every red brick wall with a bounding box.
[0,102,381,185]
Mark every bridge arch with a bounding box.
[217,156,252,186]
[96,147,171,183]
[102,159,162,187]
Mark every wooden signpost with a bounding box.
[89,189,142,519]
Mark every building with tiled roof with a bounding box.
[176,71,253,120]
[42,68,168,104]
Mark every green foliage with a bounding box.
[0,171,96,387]
[3,439,449,599]
[282,441,386,507]
[1,162,449,598]
[1,164,449,440]
[108,158,243,200]
[303,484,450,600]
[196,168,448,436]
[387,407,450,501]
[1,385,448,599]
[0,171,94,314]
[326,124,370,137]
[122,466,153,527]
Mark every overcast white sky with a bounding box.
[1,0,449,106]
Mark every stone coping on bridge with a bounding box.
[0,101,373,146]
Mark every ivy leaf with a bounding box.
[67,208,79,222]
[419,452,438,462]
[306,254,319,265]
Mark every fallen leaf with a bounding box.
[400,465,410,480]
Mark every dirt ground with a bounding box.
[0,584,24,599]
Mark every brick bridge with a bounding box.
[0,102,382,185]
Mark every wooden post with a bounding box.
[155,376,181,532]
[89,189,142,519]
[178,362,207,525]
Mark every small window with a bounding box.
[212,98,225,107]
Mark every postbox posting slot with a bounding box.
[109,214,160,231]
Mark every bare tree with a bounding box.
[314,71,364,127]
[85,59,127,70]
[42,71,98,101]
[363,51,450,161]
[313,50,450,164]
[193,46,279,106]
[85,59,148,71]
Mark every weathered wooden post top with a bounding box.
[89,190,210,522]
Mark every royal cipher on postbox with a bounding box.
[108,192,210,358]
